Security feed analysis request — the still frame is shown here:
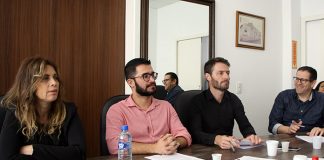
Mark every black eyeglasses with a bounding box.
[132,72,158,82]
[293,77,310,84]
[162,79,170,84]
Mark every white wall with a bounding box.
[125,0,141,94]
[214,0,284,136]
[125,0,295,136]
[300,0,324,86]
[148,7,158,71]
[291,0,301,67]
[301,0,324,17]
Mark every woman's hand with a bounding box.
[20,145,33,155]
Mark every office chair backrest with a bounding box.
[100,95,128,156]
[174,90,202,130]
[153,85,167,100]
[0,95,6,133]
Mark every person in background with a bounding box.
[106,58,191,155]
[190,57,262,150]
[269,66,324,136]
[0,57,86,160]
[162,72,184,106]
[315,81,324,93]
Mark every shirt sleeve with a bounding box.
[232,95,256,137]
[268,92,286,134]
[0,110,35,160]
[166,88,183,107]
[106,104,125,154]
[168,105,192,146]
[190,97,217,145]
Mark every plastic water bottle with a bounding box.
[118,125,132,160]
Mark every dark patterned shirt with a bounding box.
[268,89,324,134]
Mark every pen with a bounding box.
[230,140,236,152]
[291,119,305,128]
[289,123,305,128]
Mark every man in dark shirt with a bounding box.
[190,57,261,149]
[268,66,324,136]
[163,72,184,106]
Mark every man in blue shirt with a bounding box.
[162,72,184,107]
[269,66,324,136]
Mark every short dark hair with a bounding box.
[165,72,179,85]
[124,58,151,80]
[204,57,230,74]
[297,66,317,81]
[315,81,324,91]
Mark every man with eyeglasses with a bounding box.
[269,66,324,136]
[162,72,184,107]
[106,58,191,155]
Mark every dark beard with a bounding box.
[213,81,229,91]
[135,81,156,96]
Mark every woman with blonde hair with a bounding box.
[0,57,85,160]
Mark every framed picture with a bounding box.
[236,11,265,50]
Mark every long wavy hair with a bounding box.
[1,57,66,140]
[315,81,324,92]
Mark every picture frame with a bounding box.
[236,11,265,50]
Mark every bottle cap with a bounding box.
[312,155,319,160]
[121,125,128,131]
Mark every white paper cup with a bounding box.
[313,136,322,149]
[266,140,279,156]
[212,153,222,160]
[293,155,307,160]
[281,141,290,152]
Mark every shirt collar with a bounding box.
[167,85,179,93]
[294,90,315,101]
[124,95,159,111]
[206,88,230,101]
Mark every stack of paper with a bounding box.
[236,156,275,160]
[145,153,203,160]
[296,136,324,143]
[239,139,264,149]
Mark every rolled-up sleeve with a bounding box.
[169,107,192,146]
[106,105,125,154]
[268,92,285,134]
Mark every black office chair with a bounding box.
[153,85,167,100]
[0,95,6,133]
[174,90,202,130]
[100,95,129,156]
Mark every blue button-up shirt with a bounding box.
[268,89,324,134]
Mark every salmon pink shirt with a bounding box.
[106,95,192,154]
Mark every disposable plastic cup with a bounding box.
[212,153,222,160]
[313,136,322,149]
[266,140,279,156]
[293,155,307,160]
[281,141,290,152]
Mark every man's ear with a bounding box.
[171,79,177,85]
[311,80,317,88]
[205,73,211,81]
[127,79,135,88]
